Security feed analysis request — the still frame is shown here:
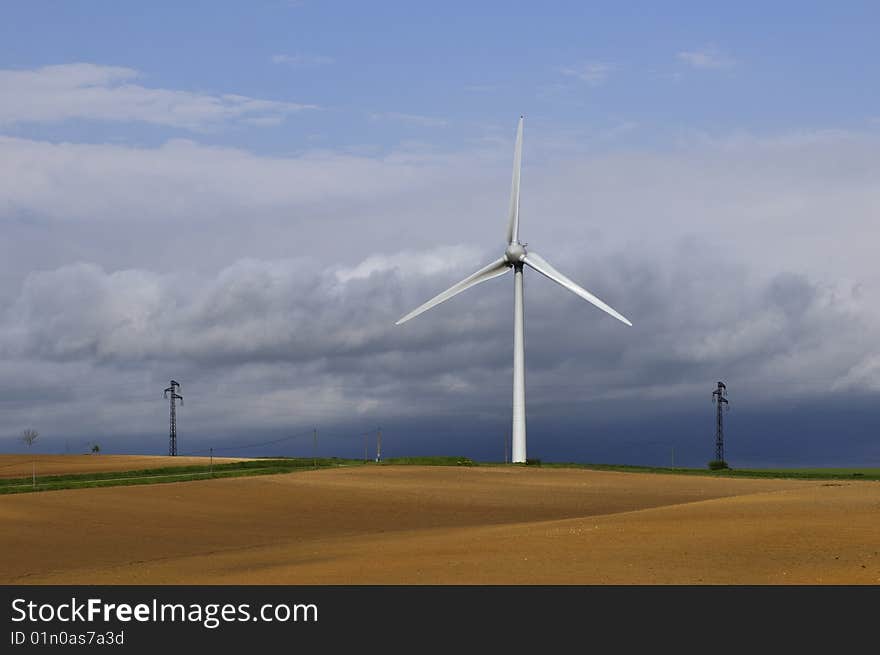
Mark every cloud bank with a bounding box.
[1,118,879,463]
[0,64,316,130]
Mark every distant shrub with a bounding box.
[384,456,474,467]
[525,458,542,466]
[708,460,729,470]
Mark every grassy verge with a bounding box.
[3,456,878,494]
[0,457,366,494]
[496,461,880,481]
[382,456,475,466]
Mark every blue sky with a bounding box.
[1,2,880,466]
[4,1,879,153]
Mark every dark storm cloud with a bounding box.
[0,241,873,449]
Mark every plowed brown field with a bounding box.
[0,454,248,478]
[2,465,878,584]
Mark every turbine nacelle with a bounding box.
[504,243,527,265]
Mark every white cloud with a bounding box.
[560,62,613,85]
[334,246,482,283]
[677,46,736,70]
[833,354,880,391]
[0,63,317,130]
[0,135,455,225]
[271,53,335,67]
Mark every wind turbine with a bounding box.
[395,116,632,463]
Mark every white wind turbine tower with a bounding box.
[396,116,632,463]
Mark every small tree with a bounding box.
[91,443,101,455]
[20,428,39,449]
[21,429,39,488]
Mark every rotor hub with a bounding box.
[504,243,527,265]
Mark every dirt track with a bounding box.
[0,454,248,478]
[2,465,878,584]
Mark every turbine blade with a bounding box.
[523,251,633,326]
[506,116,524,244]
[396,257,510,325]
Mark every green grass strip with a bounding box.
[0,457,368,494]
[3,456,879,495]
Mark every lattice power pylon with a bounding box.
[711,381,729,463]
[163,380,184,456]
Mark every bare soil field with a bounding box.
[1,465,878,584]
[0,454,248,479]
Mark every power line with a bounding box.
[320,430,373,441]
[179,429,315,456]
